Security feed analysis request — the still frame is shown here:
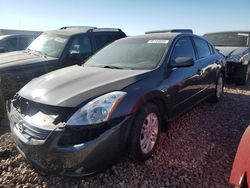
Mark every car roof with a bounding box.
[204,31,250,35]
[117,33,202,43]
[123,32,182,40]
[146,29,193,34]
[45,26,125,37]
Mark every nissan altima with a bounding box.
[7,32,226,176]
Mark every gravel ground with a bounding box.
[0,83,249,188]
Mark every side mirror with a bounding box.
[169,57,194,68]
[0,47,5,53]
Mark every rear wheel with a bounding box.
[129,103,161,161]
[236,63,250,85]
[209,73,224,102]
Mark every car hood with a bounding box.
[19,65,151,107]
[215,46,248,57]
[0,51,56,70]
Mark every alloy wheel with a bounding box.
[140,113,159,154]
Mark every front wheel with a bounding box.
[129,103,161,161]
[209,73,224,102]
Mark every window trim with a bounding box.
[208,43,215,55]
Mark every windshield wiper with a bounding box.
[33,50,48,58]
[103,65,124,69]
[24,48,48,58]
[24,48,32,53]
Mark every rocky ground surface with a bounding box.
[0,83,249,188]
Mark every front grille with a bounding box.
[10,107,50,140]
[22,123,49,140]
[10,95,76,140]
[12,95,75,124]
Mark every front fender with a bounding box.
[111,89,169,119]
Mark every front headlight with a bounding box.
[67,91,127,126]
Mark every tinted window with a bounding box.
[5,38,18,52]
[68,36,92,54]
[95,34,114,50]
[171,37,196,62]
[193,37,211,59]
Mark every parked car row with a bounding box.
[0,27,249,180]
[204,31,250,84]
[0,34,38,53]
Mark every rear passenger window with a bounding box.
[171,37,196,62]
[95,34,114,50]
[193,37,211,59]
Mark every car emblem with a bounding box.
[16,120,24,133]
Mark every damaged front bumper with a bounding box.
[6,100,134,176]
[227,61,247,79]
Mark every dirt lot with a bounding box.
[0,83,250,188]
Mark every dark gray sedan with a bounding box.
[8,32,226,176]
[203,31,250,84]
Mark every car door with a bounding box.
[192,37,217,97]
[163,36,204,117]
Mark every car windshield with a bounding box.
[84,38,170,70]
[203,32,249,47]
[27,33,68,58]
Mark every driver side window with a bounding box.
[171,37,196,64]
[69,36,92,55]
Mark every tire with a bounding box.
[128,103,161,162]
[236,63,250,85]
[209,72,224,102]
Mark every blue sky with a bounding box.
[0,0,249,35]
